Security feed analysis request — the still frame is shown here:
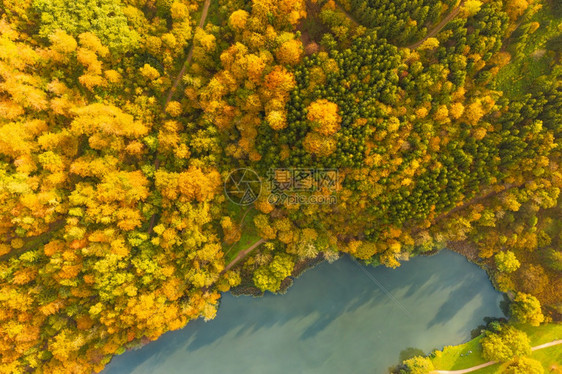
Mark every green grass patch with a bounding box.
[473,343,562,373]
[206,0,222,26]
[495,53,552,98]
[223,202,261,263]
[495,1,561,97]
[429,323,562,372]
[474,363,501,373]
[225,201,246,222]
[529,344,562,372]
[430,336,485,370]
[517,322,562,345]
[224,229,262,264]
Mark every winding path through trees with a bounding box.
[431,339,562,374]
[224,239,266,271]
[406,0,466,49]
[203,238,264,292]
[161,0,262,272]
[433,361,497,374]
[333,1,360,27]
[334,0,466,49]
[147,0,213,233]
[165,0,212,103]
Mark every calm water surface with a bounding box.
[104,250,505,374]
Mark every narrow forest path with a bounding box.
[223,207,255,258]
[202,238,264,293]
[157,0,263,270]
[334,0,465,49]
[334,1,360,27]
[165,0,212,103]
[432,361,497,374]
[406,0,466,49]
[224,238,265,271]
[531,339,562,350]
[148,0,213,233]
[431,339,562,374]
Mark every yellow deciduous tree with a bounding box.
[276,39,303,65]
[306,99,341,136]
[178,166,221,202]
[303,132,337,157]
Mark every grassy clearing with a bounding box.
[477,323,562,373]
[429,323,562,372]
[517,322,562,345]
[223,202,261,263]
[430,336,485,370]
[495,2,561,97]
[224,228,261,263]
[528,344,562,372]
[495,53,552,98]
[474,342,562,373]
[205,0,222,26]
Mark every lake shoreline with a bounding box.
[104,250,506,374]
[229,243,493,299]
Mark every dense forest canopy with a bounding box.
[0,0,560,372]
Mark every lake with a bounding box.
[104,250,505,374]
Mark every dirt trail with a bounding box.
[406,0,466,49]
[334,0,465,49]
[165,0,212,103]
[431,339,562,374]
[224,239,265,271]
[147,0,212,233]
[432,361,497,374]
[151,0,263,266]
[531,339,562,351]
[334,1,360,27]
[202,238,265,292]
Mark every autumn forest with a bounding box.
[0,0,561,372]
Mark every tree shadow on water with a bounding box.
[103,251,504,374]
[426,272,506,339]
[398,347,425,362]
[426,272,482,329]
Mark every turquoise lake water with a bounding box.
[104,250,505,374]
